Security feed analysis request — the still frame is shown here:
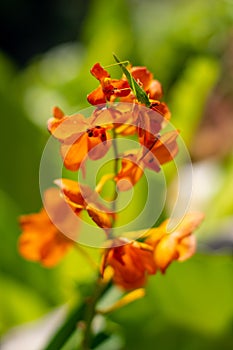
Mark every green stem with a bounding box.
[82,278,112,349]
[112,130,119,178]
[111,128,119,226]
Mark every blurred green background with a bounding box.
[1,0,233,349]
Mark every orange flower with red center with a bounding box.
[87,63,131,105]
[18,188,78,267]
[101,239,156,290]
[115,130,179,191]
[145,212,205,273]
[48,107,113,171]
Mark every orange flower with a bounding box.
[114,103,169,139]
[115,130,179,190]
[130,66,163,101]
[100,212,204,289]
[48,107,113,171]
[55,178,115,229]
[149,101,171,121]
[101,240,156,290]
[18,177,116,266]
[18,188,78,267]
[87,63,131,105]
[133,103,171,155]
[118,65,171,125]
[142,130,179,170]
[119,66,163,103]
[145,212,205,273]
[114,152,144,191]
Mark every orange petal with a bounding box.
[87,86,107,105]
[132,242,156,275]
[47,106,66,135]
[150,130,179,165]
[177,235,196,261]
[28,234,71,267]
[56,178,114,229]
[146,212,204,272]
[87,129,111,160]
[148,80,163,100]
[19,209,49,232]
[43,187,68,222]
[19,223,54,264]
[37,234,72,267]
[101,78,131,101]
[170,212,205,239]
[86,205,113,229]
[47,115,69,138]
[19,206,73,267]
[48,113,87,141]
[103,241,156,290]
[115,124,137,136]
[54,178,88,209]
[130,66,153,91]
[61,133,88,171]
[18,188,81,267]
[53,106,65,119]
[150,101,171,120]
[43,187,81,240]
[140,149,160,173]
[89,107,115,126]
[100,249,110,277]
[110,79,131,97]
[115,154,144,191]
[144,226,166,245]
[118,92,135,103]
[138,108,164,146]
[153,234,179,273]
[90,63,110,81]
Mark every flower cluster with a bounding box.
[101,212,204,290]
[18,60,204,291]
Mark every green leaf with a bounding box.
[91,331,110,348]
[113,54,151,107]
[43,301,85,350]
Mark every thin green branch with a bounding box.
[82,279,112,349]
[111,128,119,223]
